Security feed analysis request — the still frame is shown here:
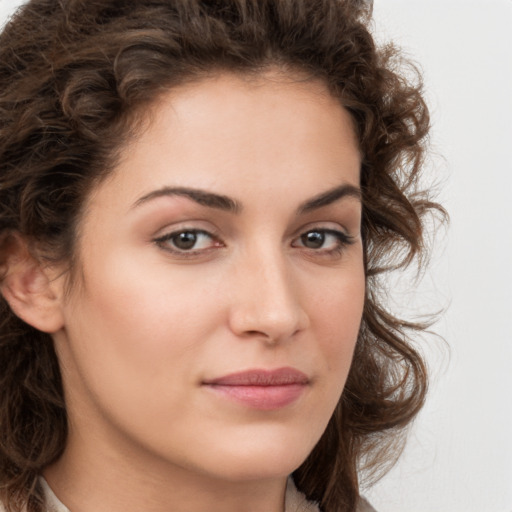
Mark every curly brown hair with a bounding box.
[0,1,442,511]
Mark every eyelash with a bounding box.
[154,227,355,259]
[154,229,223,257]
[292,228,355,256]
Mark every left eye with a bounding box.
[155,229,218,252]
[293,229,351,251]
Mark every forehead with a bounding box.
[146,71,359,151]
[85,72,361,215]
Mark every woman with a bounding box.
[0,1,441,511]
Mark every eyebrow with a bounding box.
[133,186,241,213]
[298,184,361,213]
[132,183,361,214]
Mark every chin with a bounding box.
[191,428,316,482]
[206,455,304,483]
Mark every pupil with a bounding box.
[302,231,324,249]
[174,232,197,250]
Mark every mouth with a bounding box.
[202,367,309,411]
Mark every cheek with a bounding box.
[58,269,227,464]
[77,246,219,344]
[311,268,365,383]
[60,250,224,412]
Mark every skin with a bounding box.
[40,73,365,512]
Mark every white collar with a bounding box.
[285,477,321,512]
[39,477,321,512]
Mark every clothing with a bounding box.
[285,478,377,512]
[0,478,66,512]
[1,477,377,511]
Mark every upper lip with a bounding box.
[203,367,309,386]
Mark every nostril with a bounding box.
[243,329,276,341]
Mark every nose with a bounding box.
[227,249,310,344]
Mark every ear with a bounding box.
[0,233,65,334]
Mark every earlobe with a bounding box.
[0,233,65,334]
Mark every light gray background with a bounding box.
[1,1,511,511]
[365,2,512,511]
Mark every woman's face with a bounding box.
[52,73,365,483]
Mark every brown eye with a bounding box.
[292,228,354,253]
[301,231,325,249]
[172,231,198,250]
[155,229,220,253]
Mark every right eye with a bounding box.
[154,229,222,254]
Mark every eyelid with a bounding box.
[293,228,354,244]
[291,220,354,240]
[152,218,221,242]
[154,228,213,243]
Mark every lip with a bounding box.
[202,367,309,411]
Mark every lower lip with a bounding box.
[204,384,307,410]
